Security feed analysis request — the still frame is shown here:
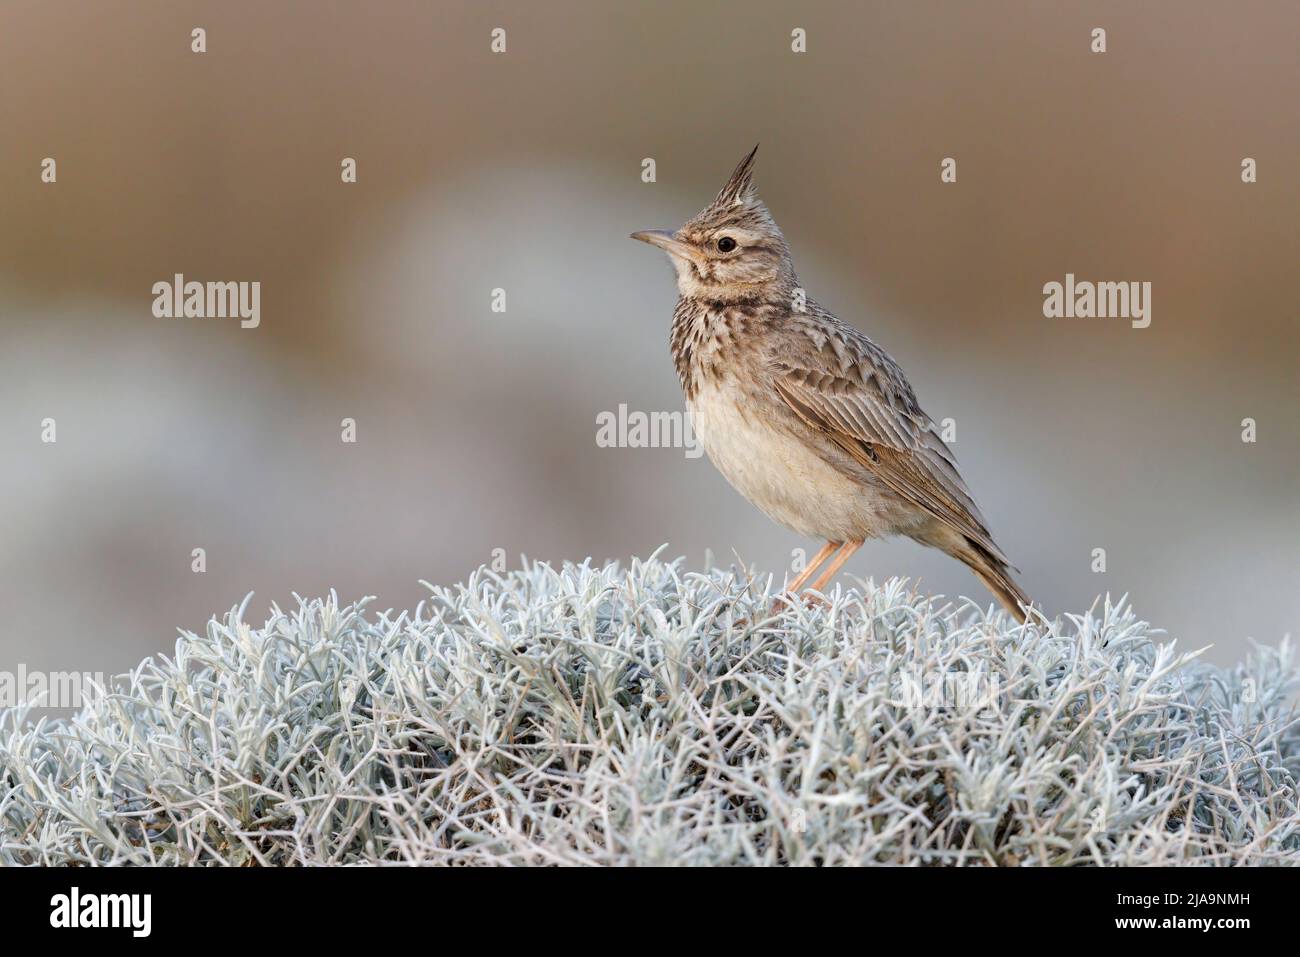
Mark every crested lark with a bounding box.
[632,146,1032,621]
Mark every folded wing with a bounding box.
[769,317,1012,568]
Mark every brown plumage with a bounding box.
[632,146,1032,621]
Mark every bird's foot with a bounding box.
[768,590,831,616]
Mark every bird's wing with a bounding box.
[768,315,1011,565]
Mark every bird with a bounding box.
[631,145,1032,621]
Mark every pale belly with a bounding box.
[688,382,910,542]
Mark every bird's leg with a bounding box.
[807,540,863,594]
[767,541,839,615]
[785,541,840,594]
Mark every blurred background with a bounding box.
[1,0,1296,685]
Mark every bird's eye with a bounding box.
[716,237,737,253]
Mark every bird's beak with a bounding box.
[630,230,701,262]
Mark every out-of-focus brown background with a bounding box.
[1,1,1296,682]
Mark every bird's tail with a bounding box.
[962,545,1032,623]
[915,525,1033,622]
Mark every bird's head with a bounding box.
[632,145,796,302]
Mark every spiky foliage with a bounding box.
[1,557,1297,865]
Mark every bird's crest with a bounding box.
[711,144,760,208]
